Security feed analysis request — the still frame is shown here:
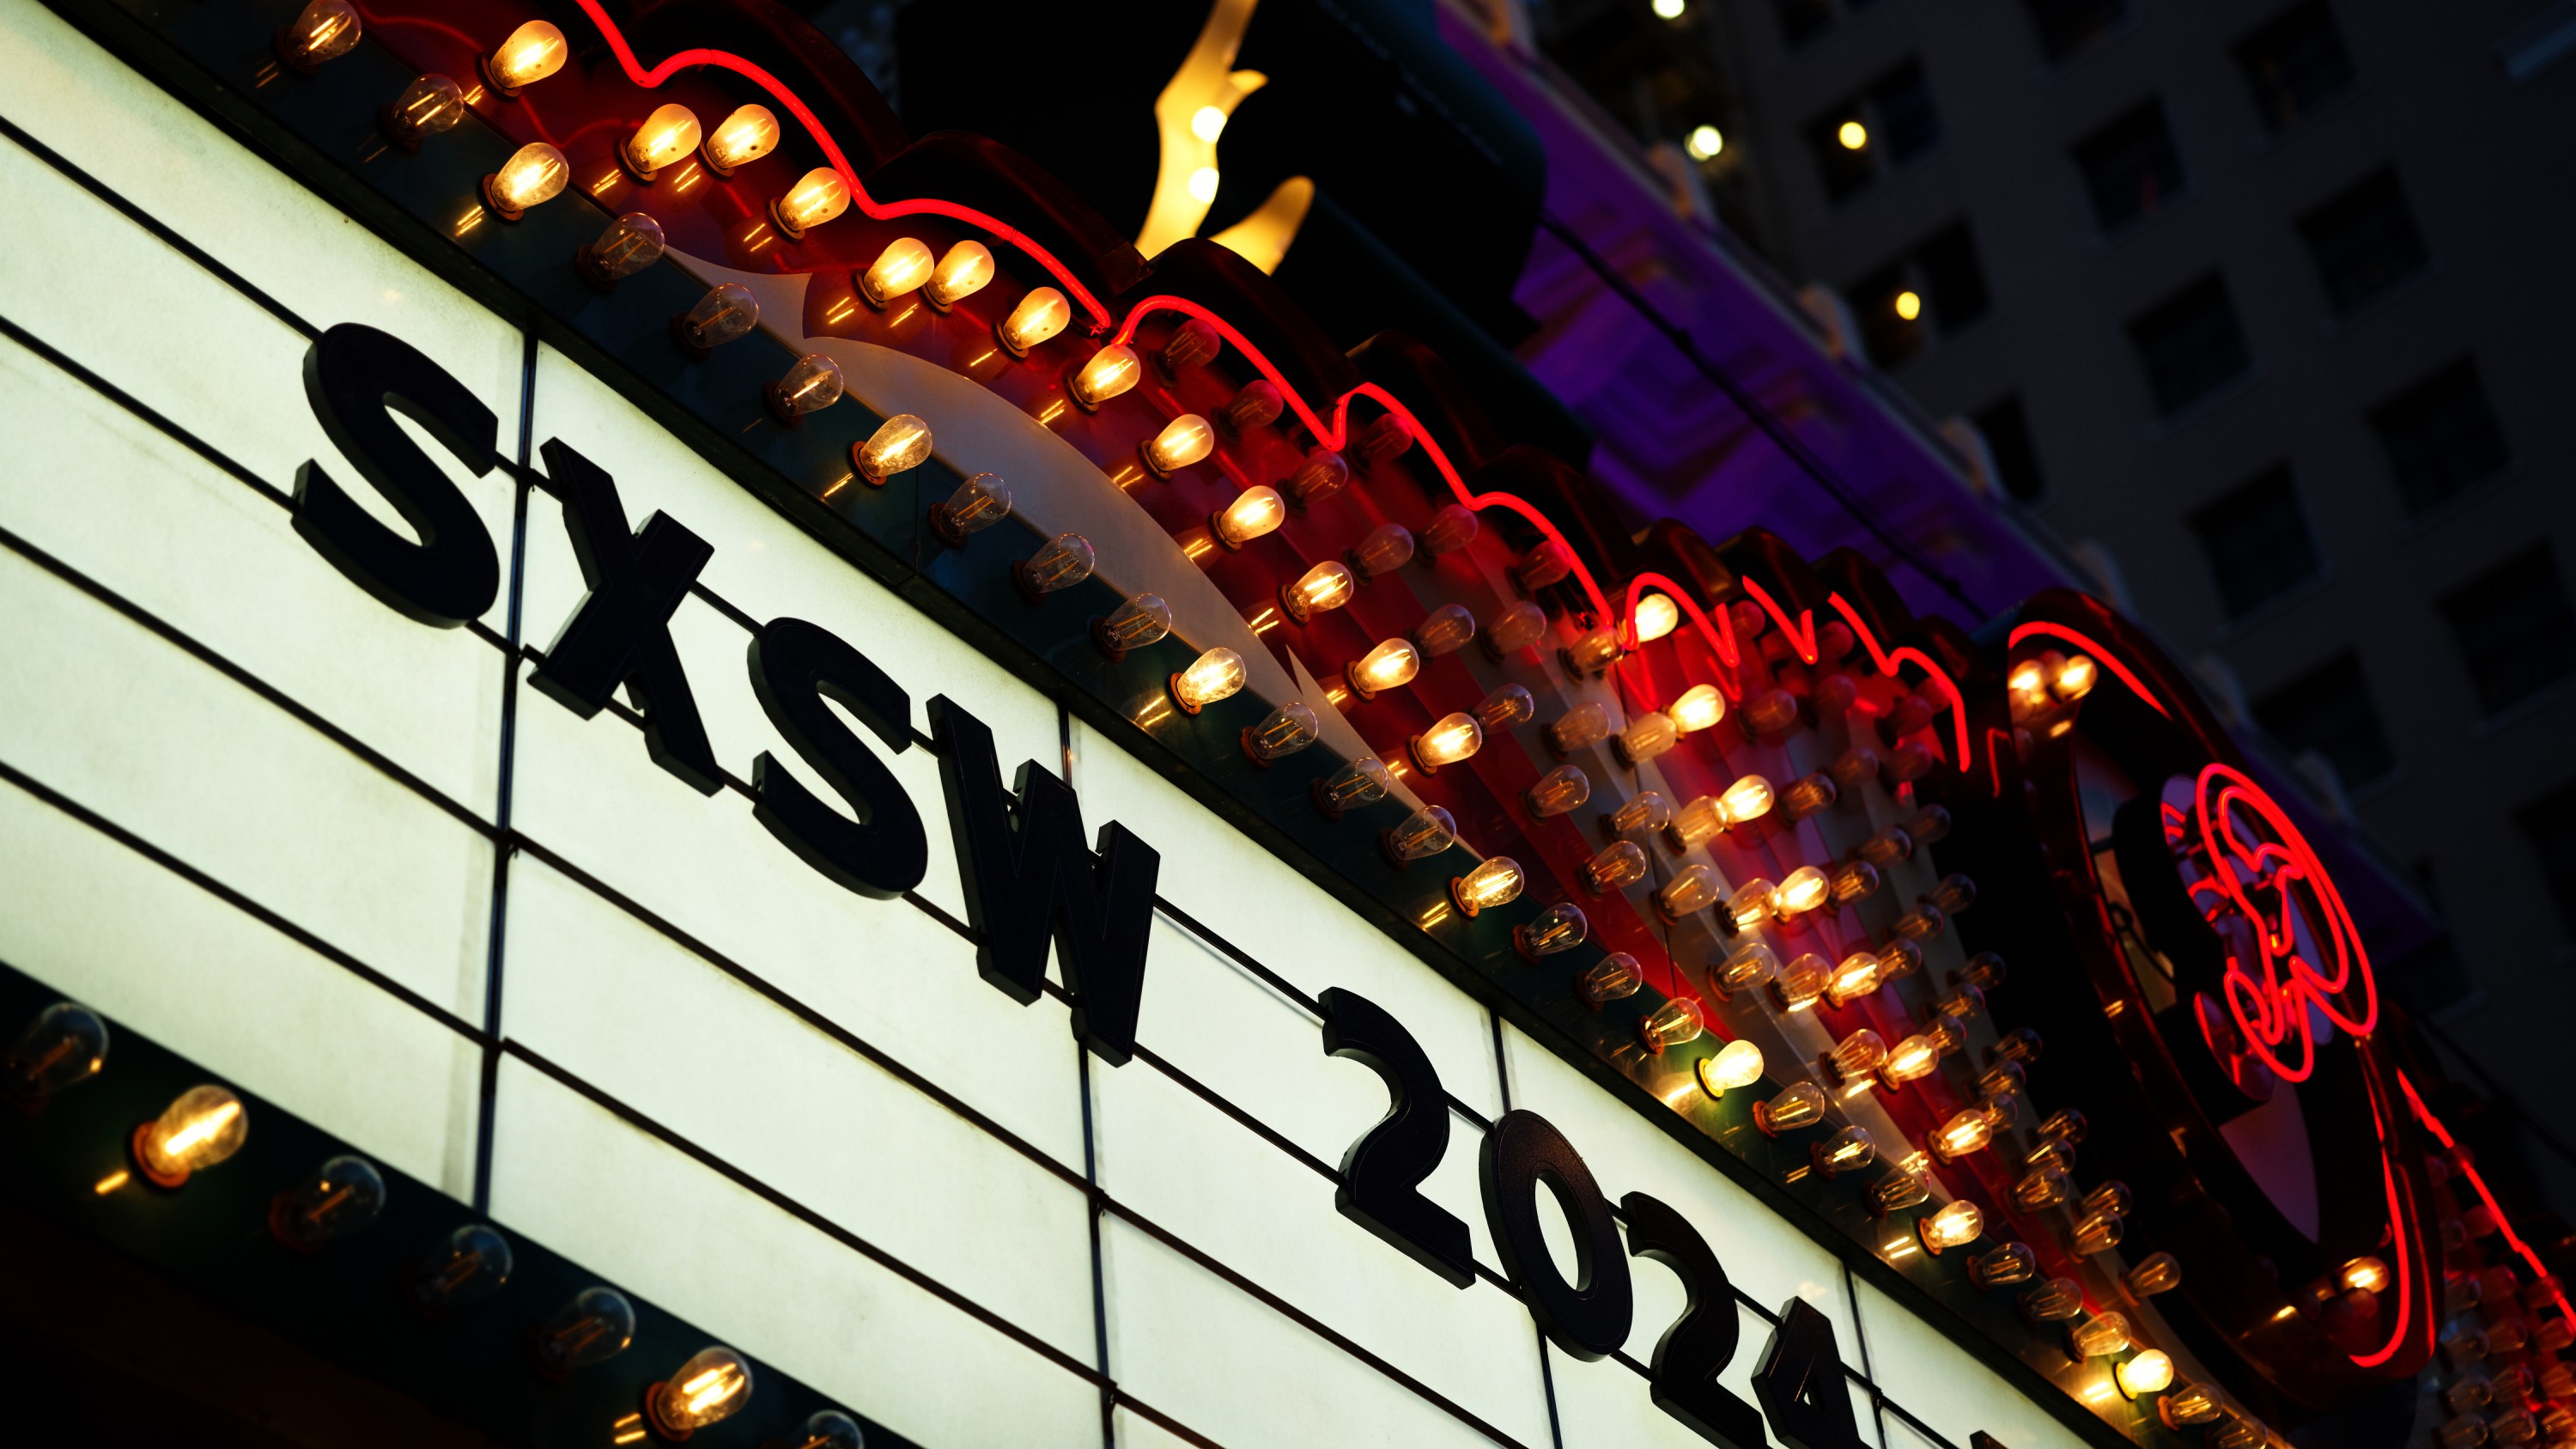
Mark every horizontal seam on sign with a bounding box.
[1107,1394,1234,1449]
[0,756,488,1043]
[0,311,292,508]
[1878,1393,1964,1449]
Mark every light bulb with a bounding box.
[412,1223,514,1311]
[1609,791,1672,837]
[1721,773,1776,824]
[676,283,759,356]
[773,167,851,237]
[483,19,567,94]
[767,354,845,424]
[1283,448,1350,508]
[1714,941,1779,998]
[1016,533,1096,598]
[1411,711,1484,773]
[1477,685,1534,731]
[1353,413,1413,463]
[1859,825,1913,866]
[2054,653,2099,701]
[860,236,936,307]
[1516,540,1572,592]
[1958,952,2008,991]
[625,104,702,180]
[1242,702,1320,764]
[1992,1026,2044,1064]
[4,1001,107,1105]
[1906,805,1953,846]
[1772,866,1832,919]
[1450,856,1524,916]
[1220,380,1283,433]
[1640,997,1706,1052]
[1522,764,1591,818]
[1667,685,1724,734]
[2159,1383,2222,1429]
[1616,711,1679,766]
[1095,593,1170,655]
[2079,1180,2130,1217]
[787,1410,866,1449]
[1421,504,1479,556]
[1188,167,1220,202]
[1869,1172,1931,1215]
[854,413,933,482]
[276,1,361,72]
[1771,953,1829,1010]
[1315,757,1393,818]
[1831,860,1882,904]
[1941,982,1990,1026]
[1722,879,1776,935]
[1561,628,1619,675]
[925,240,994,310]
[998,288,1072,356]
[1755,1083,1826,1136]
[2073,1210,2123,1255]
[1880,1033,1939,1086]
[651,1346,753,1434]
[1580,955,1643,1006]
[1384,806,1458,863]
[1633,593,1680,643]
[579,212,666,289]
[1698,1038,1765,1096]
[1068,345,1142,410]
[383,75,465,148]
[1666,795,1724,850]
[1920,1200,1983,1254]
[702,104,780,174]
[1827,1030,1888,1084]
[2128,1253,2182,1296]
[1583,841,1648,894]
[1413,603,1477,656]
[272,1154,386,1249]
[1930,874,1978,915]
[1483,600,1547,657]
[1347,524,1415,578]
[1516,902,1589,960]
[1655,863,1720,921]
[134,1084,247,1186]
[1971,1241,2038,1288]
[1348,639,1420,698]
[1210,484,1283,545]
[1170,647,1246,712]
[1815,1125,1877,1176]
[1781,773,1838,819]
[1826,952,1883,1008]
[930,472,1012,546]
[2020,1277,2084,1324]
[1932,1108,1993,1160]
[1158,319,1221,374]
[1740,689,1801,740]
[2014,1167,2070,1210]
[534,1287,636,1374]
[483,142,568,219]
[1546,702,1608,754]
[2339,1257,2390,1294]
[2071,1313,2131,1359]
[1282,561,1354,621]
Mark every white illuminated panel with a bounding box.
[1853,1276,2092,1449]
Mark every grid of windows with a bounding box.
[2235,1,2358,130]
[1805,59,1941,203]
[2299,168,2430,314]
[1844,220,1990,367]
[2072,99,2187,232]
[1974,394,2046,502]
[2516,780,2576,941]
[2128,275,2251,417]
[2369,360,2511,515]
[2022,0,2132,61]
[2252,654,2396,789]
[2190,465,2319,617]
[2438,547,2576,715]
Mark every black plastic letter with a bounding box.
[1620,1191,1766,1448]
[1480,1108,1633,1359]
[932,695,1159,1064]
[1753,1298,1865,1449]
[1318,987,1475,1288]
[295,322,499,626]
[528,438,721,795]
[744,618,928,899]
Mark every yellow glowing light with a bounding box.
[998,288,1072,356]
[1212,485,1286,548]
[1451,856,1525,916]
[485,20,568,93]
[653,1348,751,1434]
[773,167,851,236]
[1149,415,1220,477]
[702,104,781,173]
[1932,1108,1994,1160]
[2054,653,2099,700]
[1285,562,1355,621]
[2340,1257,2391,1294]
[1633,593,1680,643]
[485,143,569,216]
[1171,648,1248,711]
[626,104,702,177]
[1413,712,1485,771]
[1921,1200,1984,1253]
[854,415,933,483]
[1894,289,1923,321]
[1351,639,1421,697]
[1697,1038,1765,1096]
[860,237,936,307]
[926,241,994,310]
[1685,124,1722,161]
[93,1170,131,1195]
[1654,0,1687,16]
[1838,119,1868,150]
[1070,345,1143,409]
[1188,167,1221,204]
[1772,866,1832,918]
[277,2,361,72]
[1192,105,1229,142]
[137,1085,247,1184]
[2117,1350,2174,1397]
[1882,1033,1940,1085]
[1669,684,1724,733]
[1720,774,1775,825]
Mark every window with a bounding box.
[1844,221,1990,367]
[2072,100,2186,232]
[1805,58,1941,204]
[2236,2,2356,130]
[2439,547,2576,715]
[2369,360,2510,514]
[2518,779,2576,940]
[2023,0,2131,61]
[1975,394,2045,502]
[2299,168,2428,314]
[1868,61,1942,163]
[2252,654,2395,788]
[2190,465,2318,616]
[2128,276,2251,416]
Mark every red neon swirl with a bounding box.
[2401,1072,2576,1331]
[2190,764,2379,1084]
[2005,622,2172,717]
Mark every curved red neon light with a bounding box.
[1622,573,1741,674]
[1826,593,1971,768]
[2005,621,2172,717]
[2402,1072,2576,1331]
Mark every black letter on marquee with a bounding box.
[1480,1108,1634,1358]
[1317,988,1475,1288]
[931,695,1159,1065]
[744,618,928,899]
[1620,1190,1766,1448]
[528,438,721,795]
[295,323,500,627]
[1754,1297,1865,1449]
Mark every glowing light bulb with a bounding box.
[1615,711,1680,766]
[2073,1210,2123,1255]
[1715,941,1779,998]
[276,1,361,72]
[1756,1082,1826,1135]
[1580,955,1643,1005]
[1411,711,1484,773]
[579,213,666,290]
[2014,1166,2071,1210]
[2080,1180,2130,1217]
[1665,685,1723,734]
[1608,791,1673,837]
[1722,774,1777,825]
[2053,653,2098,700]
[1015,533,1095,599]
[412,1223,513,1311]
[2020,1277,2084,1324]
[1665,795,1724,852]
[1698,1038,1765,1096]
[702,104,780,174]
[1919,1200,1983,1254]
[1820,952,1882,1010]
[1170,648,1247,712]
[1815,1125,1877,1176]
[1880,1033,1939,1086]
[998,288,1072,356]
[1282,562,1355,622]
[925,240,994,310]
[1686,124,1722,159]
[1639,997,1706,1053]
[1931,1108,1993,1160]
[1780,773,1838,819]
[1893,289,1923,322]
[1523,764,1590,818]
[1451,857,1524,916]
[859,236,935,307]
[1094,593,1170,655]
[1219,381,1283,434]
[1420,504,1479,556]
[625,104,702,180]
[1283,448,1351,508]
[1722,880,1775,935]
[2159,1383,2222,1429]
[1187,167,1220,204]
[1583,841,1648,893]
[1191,104,1229,142]
[383,75,465,149]
[1413,604,1477,656]
[1477,684,1534,731]
[1560,628,1619,675]
[651,1346,753,1435]
[483,20,567,94]
[930,472,1012,546]
[772,167,851,237]
[766,355,845,424]
[1158,319,1220,374]
[1242,702,1320,764]
[2038,1108,2087,1145]
[1069,345,1142,410]
[1838,119,1868,150]
[273,1154,386,1249]
[1547,702,1610,754]
[854,413,933,482]
[2071,1313,2130,1359]
[1773,867,1832,920]
[1315,757,1393,819]
[1483,600,1547,657]
[1348,639,1420,698]
[534,1286,637,1375]
[3,1001,107,1105]
[1971,1242,2039,1288]
[676,283,758,356]
[483,142,568,219]
[1347,524,1415,578]
[1516,902,1589,960]
[2127,1253,2182,1296]
[2340,1257,2390,1294]
[1655,863,1720,921]
[134,1084,247,1186]
[1384,806,1457,863]
[1827,1030,1887,1084]
[1869,1172,1931,1215]
[1210,484,1284,545]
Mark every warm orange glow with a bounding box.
[1151,416,1221,478]
[626,104,702,176]
[1720,774,1775,825]
[1070,345,1143,408]
[998,288,1072,356]
[1284,562,1354,620]
[1350,639,1420,697]
[773,167,851,234]
[1413,712,1484,770]
[1920,1200,1983,1253]
[1171,648,1247,710]
[486,20,568,91]
[702,104,780,172]
[1633,593,1680,642]
[1668,684,1724,732]
[486,143,568,216]
[1451,856,1525,915]
[1697,1038,1765,1094]
[860,237,936,307]
[926,241,995,309]
[855,414,933,481]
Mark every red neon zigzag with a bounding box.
[2004,622,2172,717]
[2402,1072,2576,1334]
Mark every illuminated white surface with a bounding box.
[1851,1275,2090,1449]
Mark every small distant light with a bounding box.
[1188,167,1221,204]
[1838,119,1869,150]
[1653,0,1687,17]
[1191,106,1229,143]
[1894,289,1923,321]
[1686,125,1723,160]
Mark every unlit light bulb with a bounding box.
[1484,600,1546,657]
[773,167,851,237]
[1698,1038,1765,1096]
[1827,1030,1887,1084]
[860,237,935,307]
[1283,562,1354,621]
[1583,841,1647,893]
[1815,1125,1876,1176]
[1413,604,1476,657]
[1714,941,1779,997]
[580,212,665,289]
[1450,857,1524,916]
[1243,702,1320,764]
[1018,533,1095,597]
[1317,758,1392,817]
[1755,1082,1826,1135]
[2071,1313,2131,1359]
[652,1346,753,1434]
[1608,791,1671,837]
[1284,448,1350,508]
[1639,997,1706,1052]
[1412,712,1483,772]
[484,19,567,93]
[1151,416,1219,478]
[413,1223,514,1311]
[1096,593,1170,654]
[626,104,702,178]
[484,142,568,217]
[1525,764,1590,818]
[930,472,1011,546]
[274,1154,386,1248]
[535,1287,635,1373]
[1548,702,1609,754]
[1347,524,1414,578]
[1616,711,1678,766]
[999,289,1071,356]
[384,75,465,147]
[1421,504,1479,556]
[1069,346,1141,409]
[1581,955,1643,1005]
[702,104,780,174]
[1385,806,1457,862]
[4,1001,107,1104]
[768,355,845,423]
[925,241,994,310]
[1655,863,1719,921]
[677,283,758,354]
[1516,902,1589,959]
[136,1084,247,1185]
[277,1,361,72]
[854,414,933,482]
[1171,648,1246,712]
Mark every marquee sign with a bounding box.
[0,3,2564,1449]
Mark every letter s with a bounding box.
[745,618,928,899]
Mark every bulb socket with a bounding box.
[477,52,530,100]
[765,198,809,242]
[477,174,529,223]
[127,1121,189,1190]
